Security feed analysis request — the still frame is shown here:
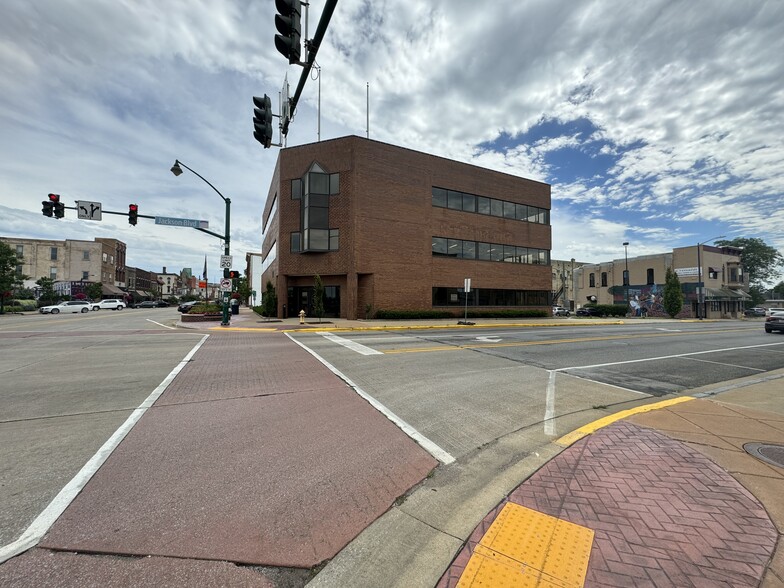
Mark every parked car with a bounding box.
[134,300,157,308]
[766,308,784,317]
[39,300,95,314]
[95,299,125,310]
[576,306,602,317]
[178,300,200,313]
[744,307,766,317]
[156,300,170,307]
[764,313,784,333]
[552,306,570,317]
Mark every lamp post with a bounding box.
[696,235,725,320]
[170,160,232,326]
[622,242,629,315]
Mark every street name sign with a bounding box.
[76,200,102,221]
[155,216,209,229]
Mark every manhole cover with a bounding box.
[744,443,784,468]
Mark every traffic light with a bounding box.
[253,95,273,148]
[228,270,241,279]
[128,204,138,226]
[274,0,301,64]
[47,193,65,218]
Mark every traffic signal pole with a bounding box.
[282,0,337,136]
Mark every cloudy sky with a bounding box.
[1,0,782,284]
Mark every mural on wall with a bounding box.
[611,283,698,318]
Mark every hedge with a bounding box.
[373,309,548,320]
[583,304,627,317]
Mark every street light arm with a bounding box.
[173,159,229,204]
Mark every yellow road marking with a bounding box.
[458,502,594,587]
[382,327,754,354]
[207,327,278,332]
[554,396,695,447]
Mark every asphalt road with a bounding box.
[288,321,784,461]
[0,308,205,547]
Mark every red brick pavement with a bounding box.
[439,421,777,587]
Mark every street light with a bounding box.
[696,235,725,320]
[170,159,232,326]
[622,242,629,315]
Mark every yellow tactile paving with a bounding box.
[555,396,695,447]
[457,503,594,587]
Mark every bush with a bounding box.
[190,303,222,314]
[374,309,549,320]
[584,304,627,317]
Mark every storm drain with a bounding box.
[744,443,784,468]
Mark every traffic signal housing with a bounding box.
[128,204,138,226]
[228,270,241,280]
[274,0,302,64]
[47,193,65,218]
[253,95,273,148]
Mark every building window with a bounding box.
[601,272,608,287]
[329,229,339,250]
[647,268,655,284]
[16,264,23,276]
[291,232,301,253]
[83,250,90,261]
[432,236,549,266]
[50,267,57,280]
[431,186,549,226]
[708,267,719,280]
[16,244,23,256]
[433,287,549,307]
[103,253,108,262]
[50,247,58,261]
[82,271,89,280]
[292,179,302,200]
[589,273,595,287]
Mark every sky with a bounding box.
[1,0,783,285]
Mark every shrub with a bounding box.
[584,304,627,317]
[373,309,549,320]
[190,303,222,314]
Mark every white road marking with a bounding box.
[146,319,175,330]
[316,332,383,355]
[656,328,682,332]
[476,336,502,343]
[544,371,556,436]
[553,341,784,372]
[0,334,210,564]
[287,333,455,465]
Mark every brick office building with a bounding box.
[260,136,552,319]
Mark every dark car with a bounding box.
[178,300,200,313]
[156,300,169,307]
[744,307,766,317]
[765,313,784,333]
[576,306,602,317]
[135,300,157,308]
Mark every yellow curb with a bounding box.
[207,327,278,332]
[281,321,626,333]
[554,396,695,448]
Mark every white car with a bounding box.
[95,299,126,310]
[39,300,95,314]
[552,306,571,317]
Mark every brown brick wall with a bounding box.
[262,136,551,319]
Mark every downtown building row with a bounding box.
[0,236,203,301]
[255,136,552,319]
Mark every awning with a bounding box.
[705,288,750,300]
[135,290,147,297]
[102,284,125,296]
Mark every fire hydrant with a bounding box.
[299,309,306,324]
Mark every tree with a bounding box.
[313,274,324,323]
[87,282,103,301]
[236,276,252,304]
[261,280,277,319]
[0,241,28,314]
[773,281,784,298]
[36,277,57,306]
[715,237,784,288]
[663,266,684,318]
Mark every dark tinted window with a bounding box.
[432,187,447,207]
[490,199,503,217]
[462,193,476,213]
[477,196,491,215]
[447,190,462,210]
[432,237,448,256]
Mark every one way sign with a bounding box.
[76,200,102,221]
